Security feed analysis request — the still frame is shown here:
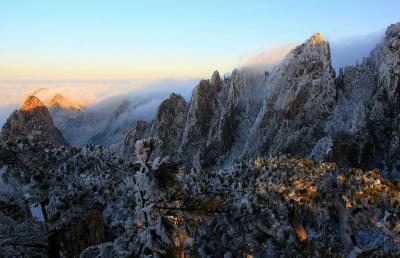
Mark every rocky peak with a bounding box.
[120,23,400,171]
[289,32,332,68]
[245,31,336,159]
[48,93,84,111]
[371,22,400,105]
[385,22,400,47]
[210,70,222,91]
[21,95,46,111]
[120,93,188,160]
[150,93,187,158]
[309,32,324,44]
[121,120,150,160]
[0,95,68,146]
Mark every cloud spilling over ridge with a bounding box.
[0,78,198,127]
[239,31,384,73]
[239,43,297,72]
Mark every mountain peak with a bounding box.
[20,95,45,111]
[48,94,83,110]
[211,70,222,89]
[309,32,325,44]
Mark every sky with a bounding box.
[1,0,400,80]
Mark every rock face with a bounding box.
[122,23,400,172]
[47,93,84,111]
[120,120,150,160]
[324,22,400,169]
[121,93,188,161]
[121,70,265,167]
[150,93,187,158]
[246,32,336,159]
[1,96,68,146]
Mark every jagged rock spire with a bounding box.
[211,70,222,90]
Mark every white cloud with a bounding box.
[0,78,198,127]
[238,43,297,72]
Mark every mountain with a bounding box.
[0,95,68,146]
[47,93,161,147]
[122,23,400,173]
[1,22,399,258]
[47,94,84,142]
[245,32,336,160]
[47,93,84,111]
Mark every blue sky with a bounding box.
[0,0,400,79]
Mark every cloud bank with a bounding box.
[0,78,199,127]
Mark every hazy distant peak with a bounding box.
[47,93,84,111]
[20,95,45,111]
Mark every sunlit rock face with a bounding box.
[0,95,68,146]
[47,93,84,111]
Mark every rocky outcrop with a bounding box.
[201,69,265,166]
[121,70,265,168]
[150,93,187,158]
[121,120,150,160]
[121,93,188,161]
[121,23,400,172]
[1,96,68,146]
[322,22,400,169]
[179,77,224,166]
[122,32,336,168]
[246,32,336,159]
